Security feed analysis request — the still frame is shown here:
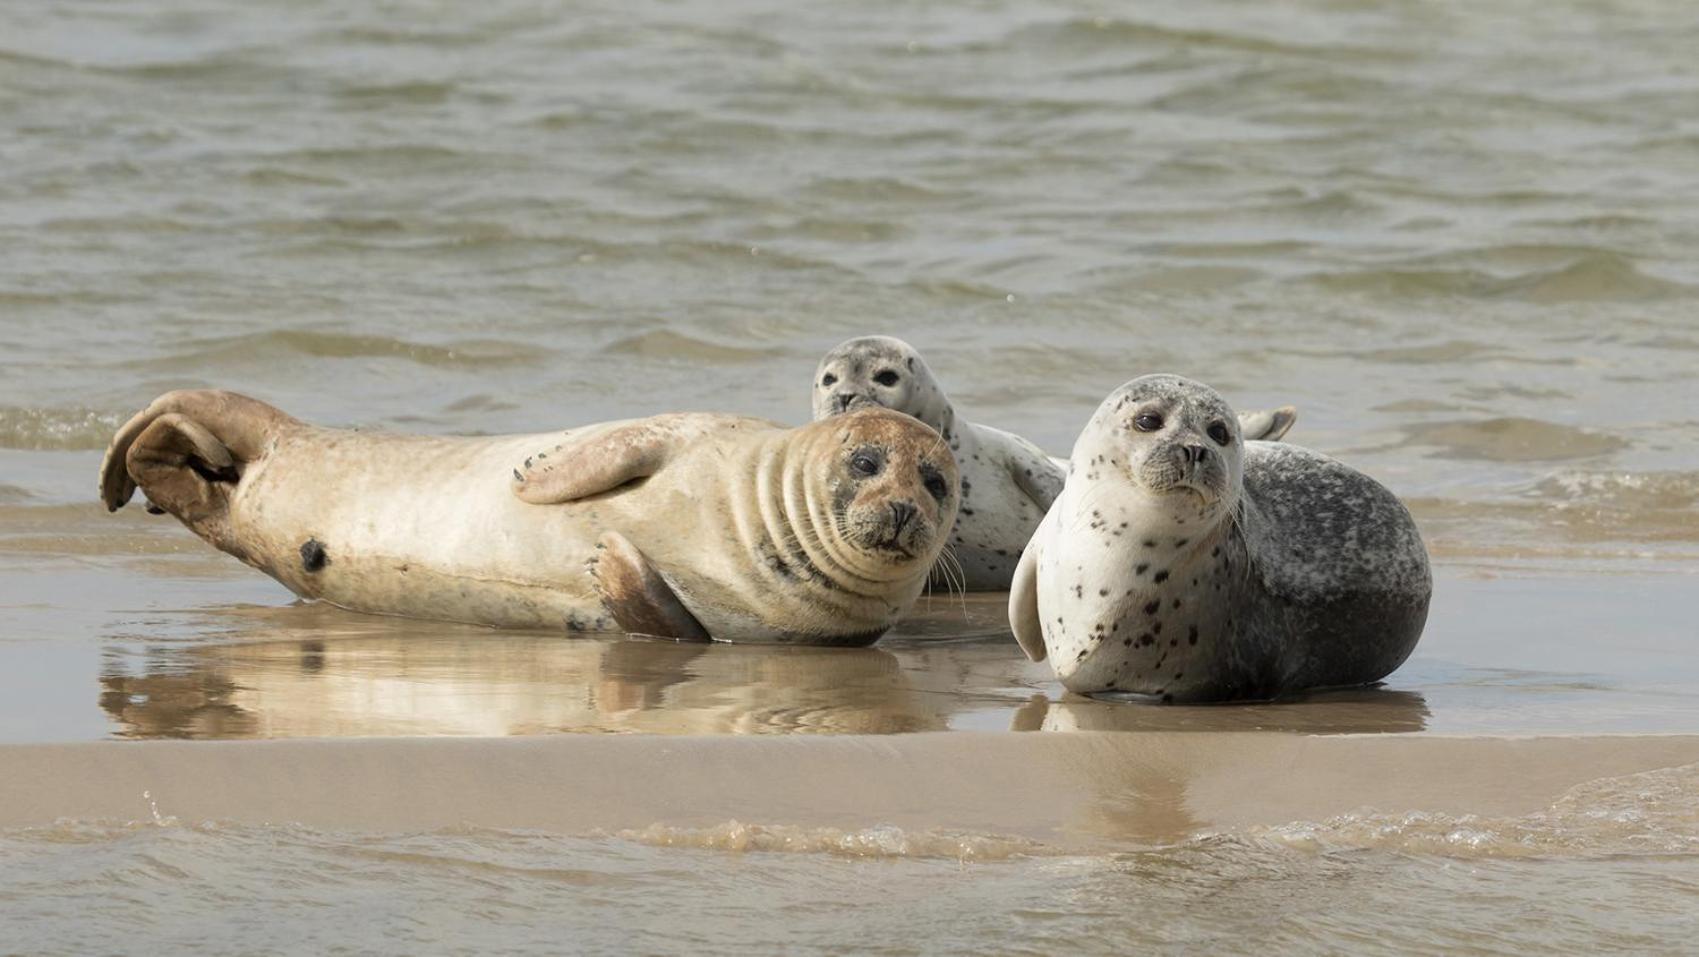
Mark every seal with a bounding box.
[99,390,959,645]
[1008,374,1430,702]
[812,336,1298,591]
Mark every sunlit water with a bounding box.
[4,0,1699,952]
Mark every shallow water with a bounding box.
[4,763,1699,957]
[4,0,1699,952]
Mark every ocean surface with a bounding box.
[3,0,1698,953]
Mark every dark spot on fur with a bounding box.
[1153,570,1169,584]
[1098,588,1108,597]
[299,539,328,572]
[1135,563,1149,575]
[1188,626,1199,645]
[1143,539,1157,548]
[1143,600,1159,615]
[1174,538,1188,548]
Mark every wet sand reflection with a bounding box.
[96,598,1428,740]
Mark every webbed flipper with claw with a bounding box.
[589,530,711,642]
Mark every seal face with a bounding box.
[1009,374,1431,702]
[99,392,958,645]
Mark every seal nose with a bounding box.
[835,393,857,413]
[1182,444,1208,466]
[889,500,917,536]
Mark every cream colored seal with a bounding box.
[99,390,959,645]
[1010,375,1429,701]
[812,336,1297,590]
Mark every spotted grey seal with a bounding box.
[812,336,1297,591]
[1008,374,1429,701]
[99,390,958,645]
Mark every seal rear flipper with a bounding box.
[100,389,296,511]
[512,413,772,505]
[589,530,711,642]
[121,413,241,542]
[1008,532,1047,662]
[1237,405,1298,443]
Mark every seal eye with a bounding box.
[850,452,882,477]
[1208,421,1232,446]
[821,373,838,387]
[873,370,900,387]
[1134,412,1164,432]
[921,468,949,501]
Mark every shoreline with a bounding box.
[5,732,1697,847]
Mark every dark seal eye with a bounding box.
[921,468,949,501]
[1134,412,1164,432]
[850,452,882,476]
[873,370,899,387]
[821,373,838,387]
[1208,421,1232,446]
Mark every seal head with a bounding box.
[812,336,955,440]
[800,407,959,583]
[1093,374,1244,522]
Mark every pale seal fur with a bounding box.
[1009,375,1430,701]
[812,336,1297,591]
[100,390,959,645]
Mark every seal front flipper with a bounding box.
[1006,436,1066,512]
[1237,406,1298,442]
[589,530,711,642]
[1008,516,1049,662]
[512,413,774,505]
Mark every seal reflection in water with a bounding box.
[99,391,958,645]
[1010,375,1431,702]
[811,336,1299,591]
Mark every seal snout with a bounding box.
[831,392,871,414]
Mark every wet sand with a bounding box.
[4,733,1699,848]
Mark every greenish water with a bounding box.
[3,0,1699,953]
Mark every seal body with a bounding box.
[1009,375,1429,701]
[101,391,958,644]
[812,336,1297,592]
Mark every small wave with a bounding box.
[123,330,546,373]
[601,330,785,363]
[1304,252,1691,302]
[1517,469,1699,543]
[1493,253,1690,303]
[1007,17,1411,64]
[1403,417,1627,463]
[616,820,1048,861]
[0,406,126,451]
[1237,763,1699,859]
